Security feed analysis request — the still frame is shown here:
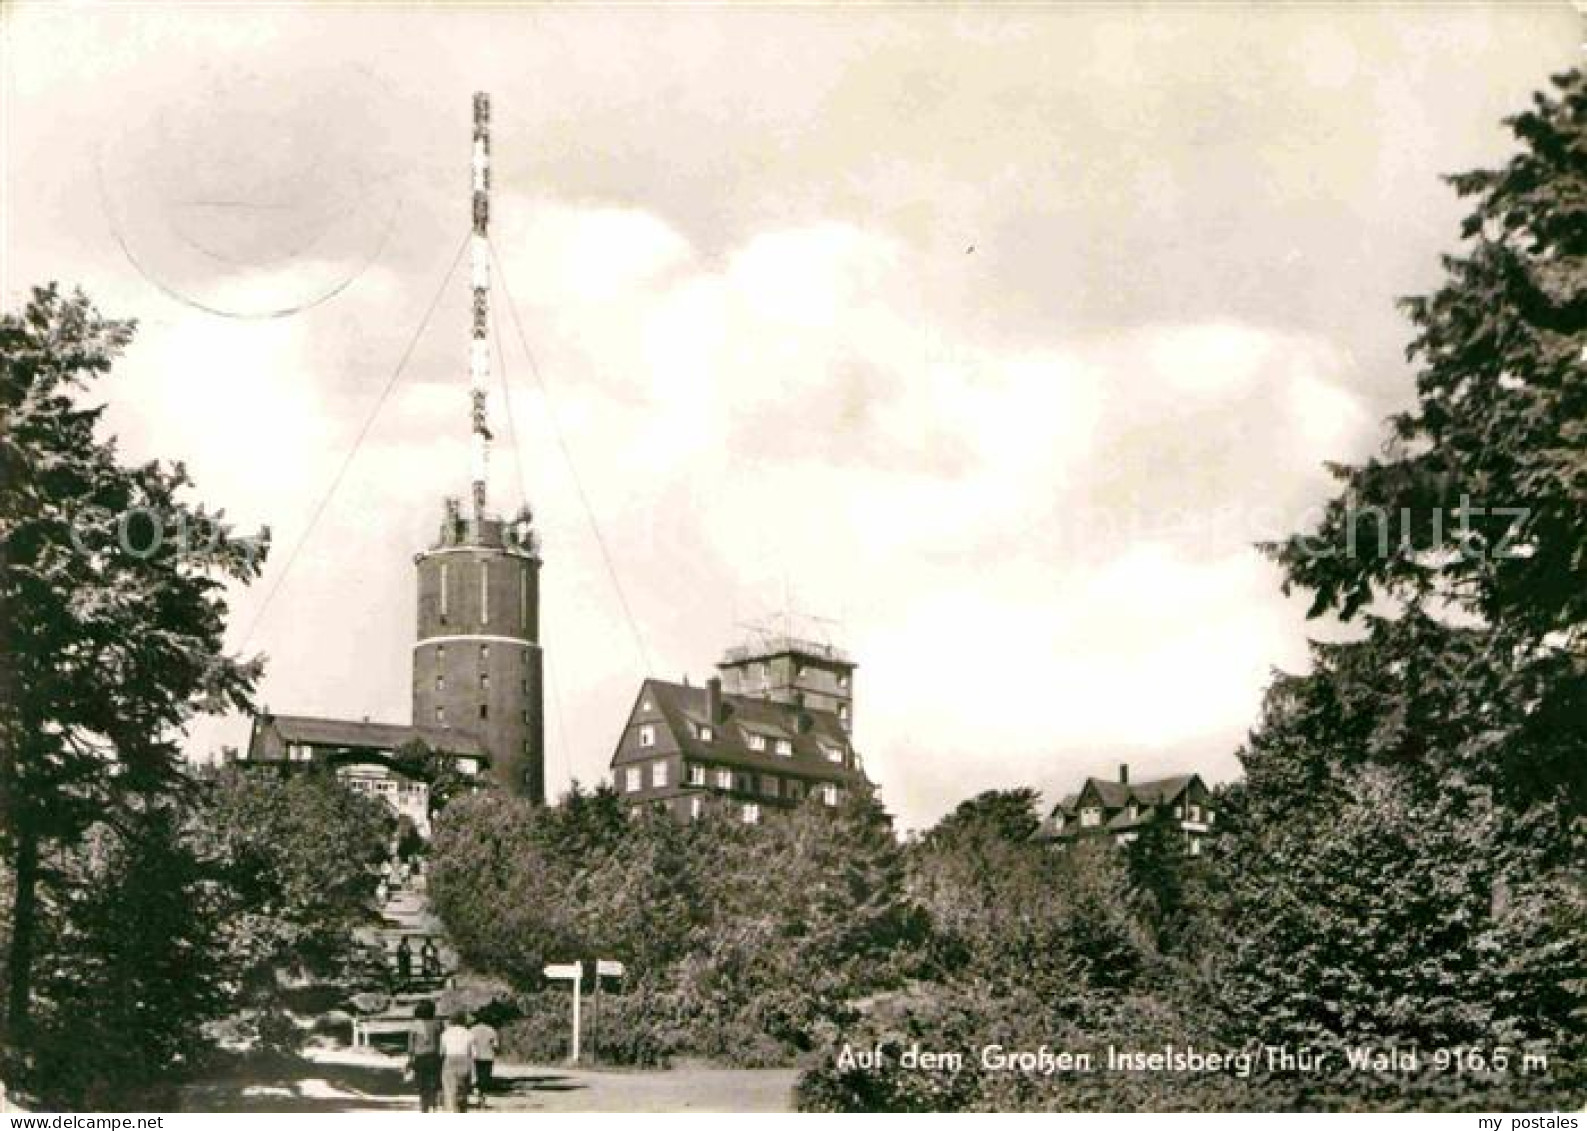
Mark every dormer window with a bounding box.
[1081,806,1101,828]
[774,738,793,757]
[822,744,843,764]
[747,733,768,753]
[698,724,714,742]
[1126,803,1138,820]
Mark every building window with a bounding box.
[641,696,653,711]
[689,797,703,820]
[746,733,767,753]
[822,743,843,764]
[762,775,779,797]
[479,704,488,720]
[1188,804,1201,823]
[687,764,705,786]
[435,675,445,692]
[1189,836,1203,857]
[435,706,445,724]
[1173,805,1183,818]
[480,644,490,661]
[742,802,760,825]
[520,566,529,631]
[837,673,849,689]
[625,767,641,792]
[436,644,445,665]
[821,784,839,808]
[439,563,449,618]
[480,672,489,689]
[653,760,668,788]
[1126,803,1138,820]
[838,703,850,721]
[774,738,793,757]
[1081,806,1101,828]
[480,563,489,624]
[698,724,714,742]
[639,724,656,748]
[715,768,732,789]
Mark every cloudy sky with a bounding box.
[4,3,1579,829]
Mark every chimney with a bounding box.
[706,676,723,725]
[1119,763,1129,785]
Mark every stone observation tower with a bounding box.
[410,93,545,802]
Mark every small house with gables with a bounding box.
[241,712,490,836]
[1039,764,1217,853]
[609,671,872,824]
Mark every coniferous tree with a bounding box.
[0,286,268,1064]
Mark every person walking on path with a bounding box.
[440,1013,475,1112]
[470,1015,499,1104]
[420,937,441,979]
[406,1000,443,1113]
[395,936,413,986]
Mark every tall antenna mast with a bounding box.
[469,92,493,524]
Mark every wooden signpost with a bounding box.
[590,959,625,1063]
[543,962,582,1063]
[546,959,625,1065]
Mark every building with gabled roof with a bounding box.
[1038,764,1218,853]
[243,711,492,835]
[608,672,872,824]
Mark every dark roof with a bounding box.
[257,713,489,760]
[1051,774,1200,817]
[616,679,870,786]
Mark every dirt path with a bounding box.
[180,1043,799,1113]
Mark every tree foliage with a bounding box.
[0,284,268,1075]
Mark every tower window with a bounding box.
[439,564,449,619]
[520,567,528,631]
[436,676,445,692]
[480,644,489,661]
[480,563,489,624]
[480,672,489,690]
[479,704,488,720]
[436,644,445,665]
[434,706,445,724]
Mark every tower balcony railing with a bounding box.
[721,635,852,665]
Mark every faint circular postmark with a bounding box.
[97,64,405,319]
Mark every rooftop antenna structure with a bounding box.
[469,91,493,524]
